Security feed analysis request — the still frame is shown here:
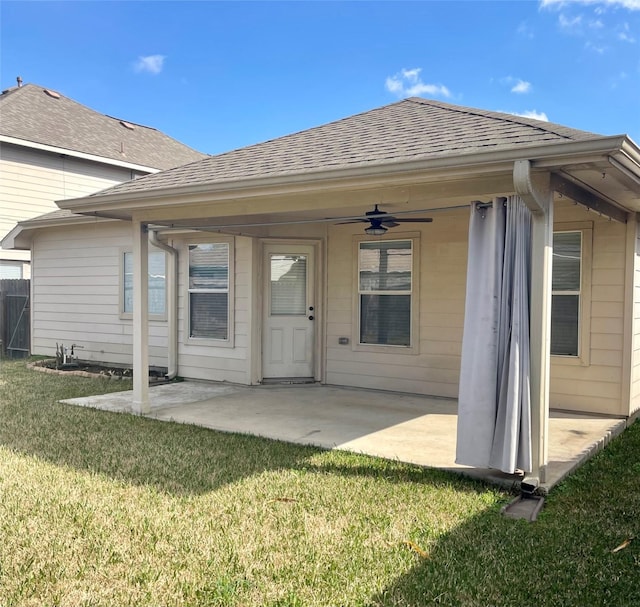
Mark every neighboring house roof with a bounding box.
[87,97,603,198]
[0,83,207,170]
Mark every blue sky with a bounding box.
[2,0,639,154]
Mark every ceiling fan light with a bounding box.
[365,225,387,236]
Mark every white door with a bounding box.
[262,244,315,379]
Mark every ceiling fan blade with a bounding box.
[392,218,434,223]
[335,219,368,225]
[381,220,400,227]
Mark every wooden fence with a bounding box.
[0,279,30,358]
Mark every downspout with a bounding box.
[149,230,178,380]
[513,160,553,488]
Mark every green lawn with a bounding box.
[0,358,638,607]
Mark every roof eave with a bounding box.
[58,134,638,214]
[0,134,162,174]
[0,215,115,250]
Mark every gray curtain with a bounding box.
[456,196,532,474]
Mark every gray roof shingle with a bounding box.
[0,83,207,170]
[89,97,602,199]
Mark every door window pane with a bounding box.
[270,255,306,315]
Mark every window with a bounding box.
[0,261,23,280]
[122,250,166,317]
[358,239,412,346]
[188,243,230,340]
[551,231,582,356]
[270,254,307,315]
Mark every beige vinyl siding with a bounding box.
[629,220,640,416]
[1,142,136,254]
[325,201,626,415]
[31,222,168,367]
[175,235,253,384]
[548,201,626,415]
[326,209,467,398]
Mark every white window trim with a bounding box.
[552,221,592,367]
[351,232,420,355]
[183,235,235,348]
[119,246,168,321]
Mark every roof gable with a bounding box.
[89,97,602,198]
[0,83,207,170]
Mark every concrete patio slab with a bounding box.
[62,381,628,493]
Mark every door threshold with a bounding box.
[261,377,317,385]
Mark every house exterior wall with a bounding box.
[550,201,627,415]
[27,200,630,417]
[174,234,253,384]
[325,202,627,416]
[629,219,640,416]
[0,142,140,275]
[30,222,168,367]
[325,209,466,397]
[171,223,327,384]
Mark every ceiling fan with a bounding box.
[337,204,433,235]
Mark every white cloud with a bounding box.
[515,110,550,121]
[541,0,640,10]
[517,22,535,38]
[511,79,532,93]
[133,54,166,75]
[585,40,608,51]
[559,13,583,29]
[499,76,533,94]
[618,22,637,41]
[385,68,451,99]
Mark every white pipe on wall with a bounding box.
[149,230,178,380]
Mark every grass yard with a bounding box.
[0,358,639,607]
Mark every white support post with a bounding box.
[529,202,553,483]
[132,219,150,414]
[514,160,553,485]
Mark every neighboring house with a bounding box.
[0,80,206,278]
[4,97,640,480]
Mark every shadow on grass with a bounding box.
[0,359,487,498]
[367,420,640,607]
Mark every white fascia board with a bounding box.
[0,215,115,250]
[609,139,640,180]
[0,135,161,174]
[0,224,24,250]
[58,135,632,214]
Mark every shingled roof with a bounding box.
[89,97,602,199]
[0,83,207,170]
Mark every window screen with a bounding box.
[123,250,166,316]
[188,243,229,340]
[551,232,581,356]
[358,240,412,346]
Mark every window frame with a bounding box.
[551,222,592,366]
[183,236,235,348]
[351,232,420,354]
[119,246,168,321]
